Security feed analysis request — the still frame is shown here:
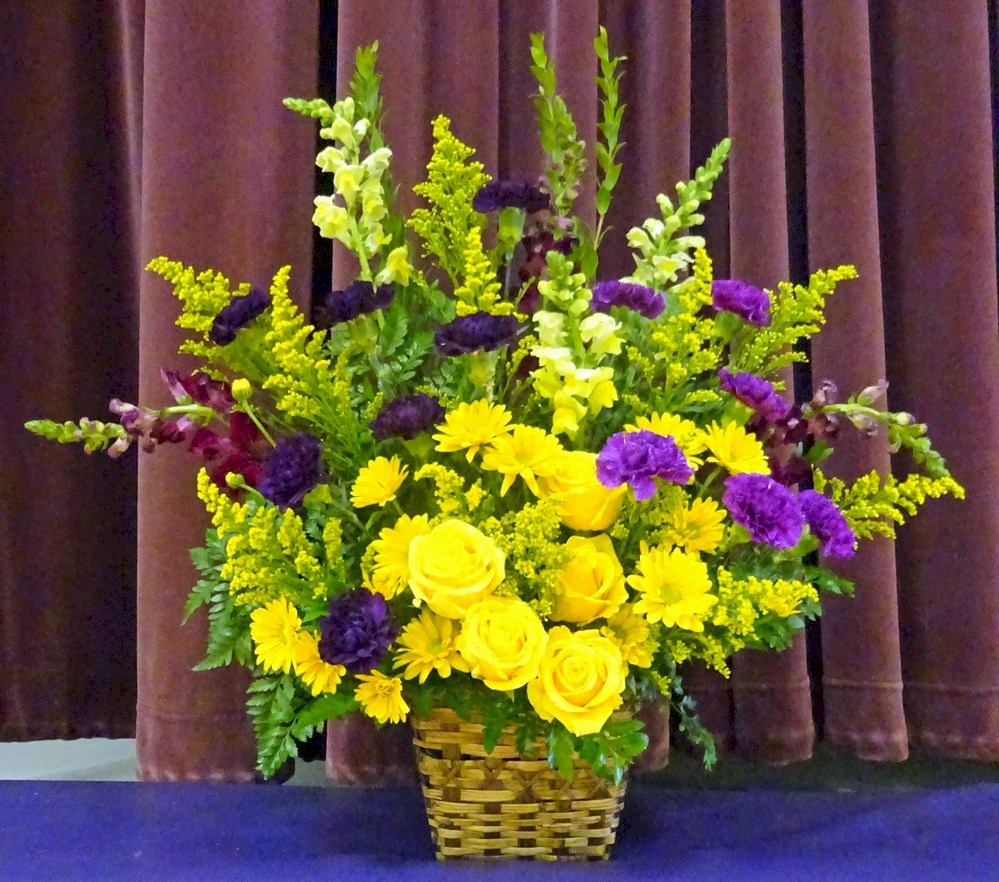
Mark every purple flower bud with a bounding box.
[160,369,235,412]
[722,473,804,549]
[258,432,323,509]
[597,430,694,501]
[370,393,446,441]
[719,369,789,424]
[209,288,270,345]
[798,490,856,558]
[712,280,771,326]
[434,312,522,356]
[318,589,400,674]
[472,179,550,214]
[313,281,395,329]
[591,280,666,320]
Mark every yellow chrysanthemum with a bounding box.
[369,514,432,598]
[628,412,707,468]
[350,456,408,508]
[433,400,513,461]
[628,544,717,632]
[480,425,564,496]
[601,605,653,668]
[700,421,770,475]
[249,598,302,675]
[663,497,727,554]
[393,609,470,683]
[355,671,410,724]
[293,631,346,696]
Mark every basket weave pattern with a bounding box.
[412,707,626,861]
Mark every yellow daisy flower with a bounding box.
[628,544,717,632]
[350,456,408,508]
[663,497,727,554]
[249,598,302,675]
[355,671,410,724]
[368,514,432,599]
[628,412,707,467]
[433,400,513,461]
[293,631,346,696]
[480,424,563,496]
[393,609,470,683]
[700,421,769,475]
[601,605,653,668]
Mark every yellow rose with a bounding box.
[456,597,548,691]
[527,627,626,736]
[408,520,505,619]
[538,450,625,532]
[553,534,627,625]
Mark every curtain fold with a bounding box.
[3,0,997,781]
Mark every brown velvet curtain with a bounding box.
[3,0,997,781]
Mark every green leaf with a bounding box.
[546,725,576,781]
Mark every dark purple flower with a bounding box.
[711,279,771,326]
[719,369,789,423]
[768,454,812,488]
[591,280,666,320]
[434,312,522,356]
[798,490,856,558]
[258,432,323,508]
[473,179,550,214]
[596,430,694,501]
[313,281,395,328]
[318,589,400,674]
[209,287,271,345]
[370,393,445,441]
[189,412,268,490]
[161,369,235,413]
[722,473,804,549]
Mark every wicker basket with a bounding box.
[412,707,626,861]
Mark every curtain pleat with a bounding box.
[135,0,319,780]
[871,1,999,761]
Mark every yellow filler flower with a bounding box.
[350,456,408,508]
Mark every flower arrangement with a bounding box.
[28,31,963,784]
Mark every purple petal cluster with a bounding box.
[711,279,771,326]
[722,473,804,549]
[591,280,666,319]
[798,490,856,558]
[472,179,550,214]
[314,281,395,328]
[318,589,400,674]
[258,432,324,509]
[161,369,235,413]
[434,312,522,356]
[209,288,271,345]
[596,430,694,501]
[370,393,446,441]
[719,368,789,423]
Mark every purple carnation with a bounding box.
[596,430,694,501]
[258,432,323,508]
[719,368,788,423]
[210,288,271,345]
[722,473,804,549]
[798,490,856,558]
[711,279,771,326]
[318,589,400,674]
[370,393,446,441]
[313,280,395,328]
[434,312,522,356]
[472,179,550,214]
[591,280,666,320]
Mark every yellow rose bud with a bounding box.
[527,627,626,736]
[456,596,548,691]
[553,534,627,625]
[538,451,625,532]
[407,520,505,619]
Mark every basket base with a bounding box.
[413,708,626,861]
